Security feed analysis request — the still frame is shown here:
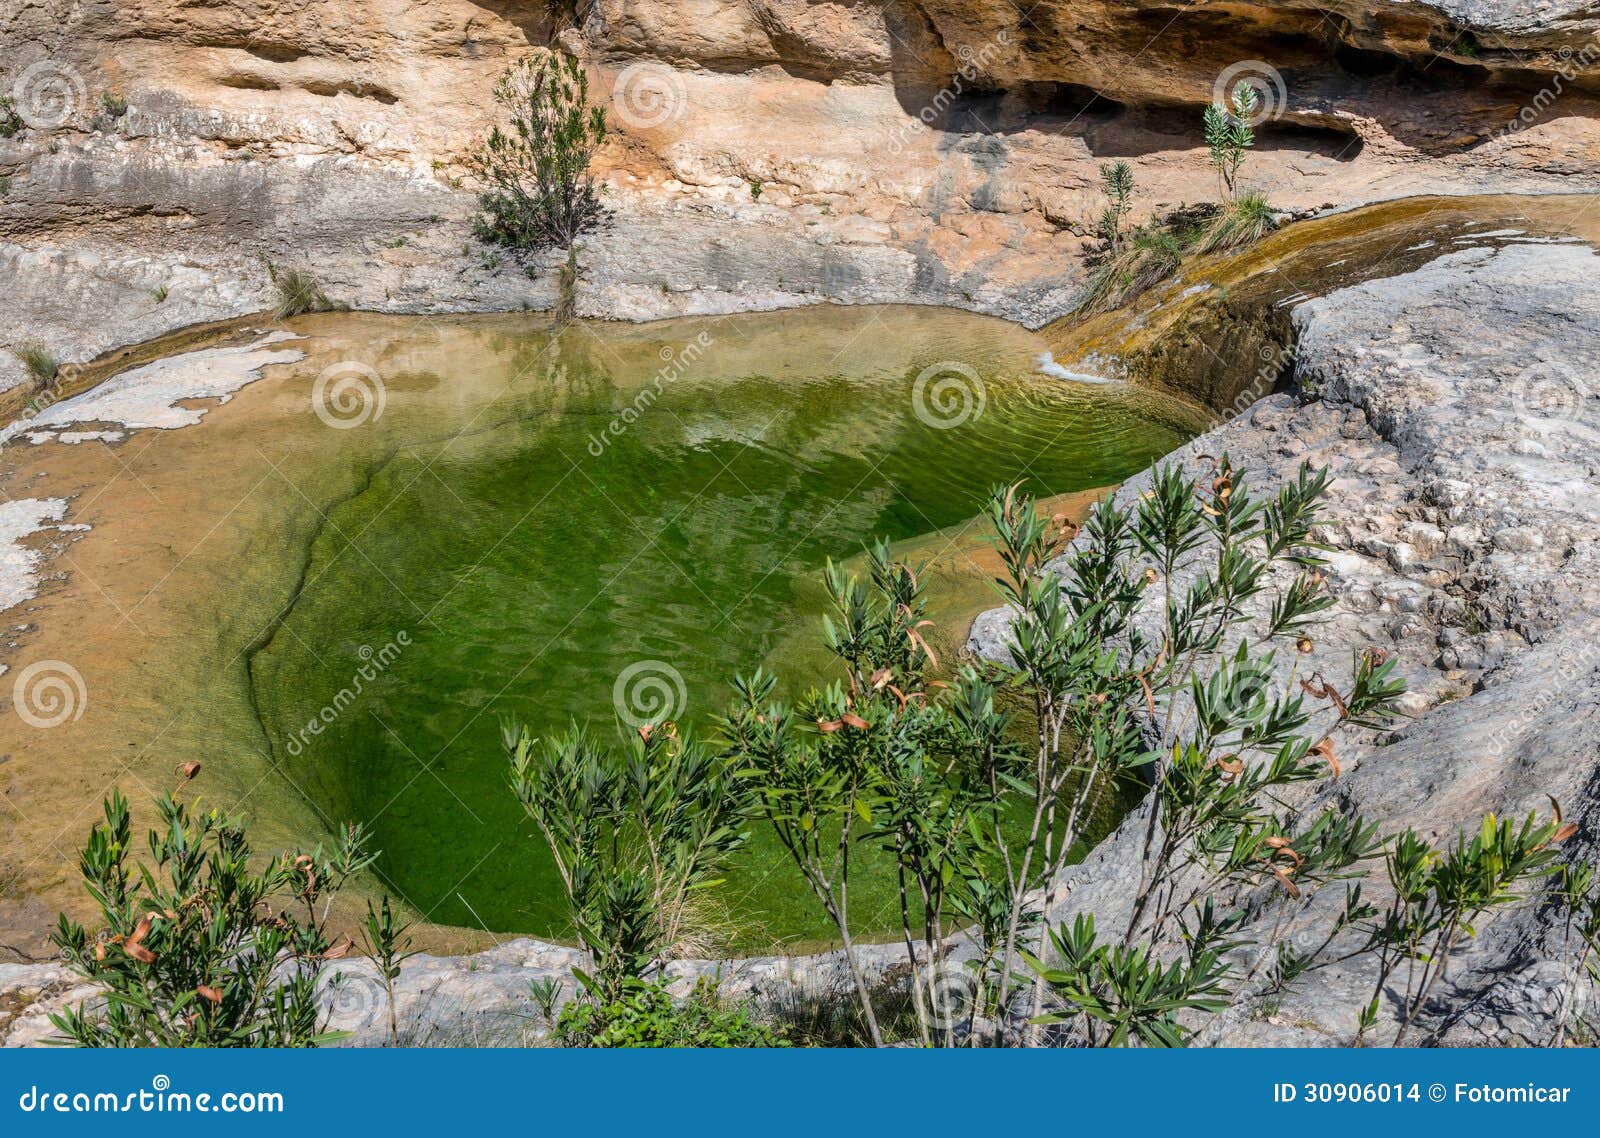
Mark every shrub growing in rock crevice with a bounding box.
[1074,94,1275,315]
[268,264,343,320]
[470,51,607,257]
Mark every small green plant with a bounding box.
[18,343,59,386]
[470,51,607,254]
[0,94,23,138]
[1097,161,1135,253]
[1076,223,1186,313]
[1031,910,1236,1047]
[100,92,128,120]
[749,179,764,201]
[51,790,375,1047]
[506,719,753,1000]
[360,895,421,1046]
[529,975,563,1026]
[1355,810,1570,1045]
[152,284,168,304]
[1204,86,1258,202]
[1554,860,1600,1044]
[553,977,788,1048]
[1074,183,1274,315]
[268,264,338,319]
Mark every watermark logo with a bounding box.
[12,660,86,729]
[927,961,979,1030]
[17,1073,285,1114]
[1506,360,1590,420]
[586,332,714,457]
[612,660,687,728]
[1213,61,1287,125]
[1217,661,1278,724]
[611,63,687,130]
[13,60,86,130]
[885,30,1011,154]
[1498,35,1600,138]
[912,361,987,430]
[283,633,411,756]
[312,361,386,429]
[328,972,389,1022]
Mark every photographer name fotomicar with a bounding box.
[1455,1085,1571,1104]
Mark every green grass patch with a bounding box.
[1075,196,1279,316]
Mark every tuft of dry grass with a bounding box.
[17,343,59,386]
[1072,196,1277,316]
[1190,191,1278,257]
[1075,226,1185,315]
[268,265,340,320]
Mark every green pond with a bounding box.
[244,306,1205,950]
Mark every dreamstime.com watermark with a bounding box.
[17,1074,284,1114]
[885,31,1011,155]
[1498,35,1600,139]
[283,632,412,757]
[585,332,715,457]
[1483,638,1600,755]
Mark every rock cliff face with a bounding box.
[4,1,1600,384]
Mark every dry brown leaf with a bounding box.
[1311,737,1342,779]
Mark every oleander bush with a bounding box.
[51,790,374,1047]
[723,459,1409,1047]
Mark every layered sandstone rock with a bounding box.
[3,0,1600,382]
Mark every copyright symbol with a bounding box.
[1428,1084,1446,1102]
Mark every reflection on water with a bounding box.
[245,305,1205,946]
